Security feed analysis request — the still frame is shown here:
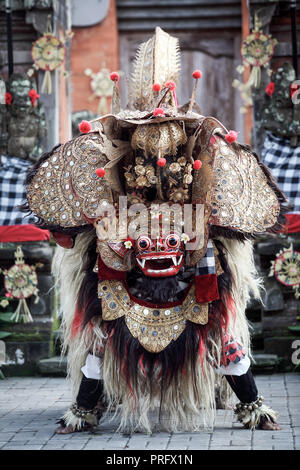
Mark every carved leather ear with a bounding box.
[209,136,281,233]
[26,131,129,230]
[192,117,282,234]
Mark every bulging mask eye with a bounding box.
[166,234,180,249]
[137,236,151,251]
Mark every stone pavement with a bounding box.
[0,373,299,451]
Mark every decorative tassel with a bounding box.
[188,70,202,113]
[41,70,52,94]
[11,298,34,323]
[152,83,161,106]
[248,65,261,89]
[110,72,121,114]
[164,81,177,107]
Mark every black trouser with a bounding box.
[225,368,258,403]
[76,375,104,410]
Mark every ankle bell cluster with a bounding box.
[234,395,264,413]
[70,403,100,422]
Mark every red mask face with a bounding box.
[135,232,184,278]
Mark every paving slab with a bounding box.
[0,373,299,450]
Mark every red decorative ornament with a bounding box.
[192,70,202,79]
[5,92,13,105]
[165,81,176,91]
[225,130,238,144]
[78,120,91,133]
[28,88,40,107]
[265,81,275,97]
[290,83,300,99]
[110,72,120,82]
[152,83,161,92]
[193,160,202,170]
[157,158,166,167]
[95,168,106,178]
[153,107,164,117]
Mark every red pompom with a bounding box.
[78,120,91,133]
[5,92,13,105]
[110,72,119,82]
[225,130,238,144]
[95,168,106,178]
[192,70,202,79]
[157,158,166,167]
[153,107,165,117]
[193,160,202,170]
[265,82,275,97]
[152,83,161,92]
[165,81,176,91]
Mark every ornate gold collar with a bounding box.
[98,280,208,353]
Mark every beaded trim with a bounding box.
[70,403,99,418]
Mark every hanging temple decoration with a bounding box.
[24,27,286,433]
[0,246,43,323]
[233,12,277,113]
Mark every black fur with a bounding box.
[77,234,102,329]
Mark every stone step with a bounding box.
[38,355,67,376]
[251,352,280,372]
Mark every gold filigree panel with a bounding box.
[99,280,208,353]
[209,138,280,232]
[27,133,113,227]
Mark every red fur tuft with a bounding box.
[152,83,161,92]
[225,130,238,143]
[192,70,202,79]
[78,120,91,133]
[110,72,119,82]
[153,107,164,117]
[165,80,176,91]
[71,306,84,338]
[95,167,106,178]
[193,160,202,170]
[157,157,166,167]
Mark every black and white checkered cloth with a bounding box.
[0,155,36,225]
[261,132,300,213]
[195,239,216,275]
